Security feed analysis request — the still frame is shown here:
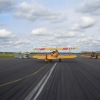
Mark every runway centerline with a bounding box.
[25,62,57,100]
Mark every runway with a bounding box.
[0,57,100,100]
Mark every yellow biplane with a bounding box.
[33,47,77,62]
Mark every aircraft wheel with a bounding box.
[50,60,52,62]
[59,59,61,62]
[96,55,98,59]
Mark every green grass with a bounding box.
[81,53,100,56]
[0,53,36,59]
[0,54,14,58]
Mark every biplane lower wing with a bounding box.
[33,55,77,59]
[57,55,77,59]
[33,55,45,59]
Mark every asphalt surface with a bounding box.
[0,57,100,100]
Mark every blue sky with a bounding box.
[0,0,100,52]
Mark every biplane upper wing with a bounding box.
[33,47,77,50]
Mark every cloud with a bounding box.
[14,2,67,23]
[33,36,100,49]
[14,39,31,45]
[0,29,16,39]
[42,14,67,23]
[77,33,85,38]
[31,28,77,39]
[35,39,69,48]
[75,0,100,14]
[0,38,32,50]
[0,41,13,45]
[30,27,77,48]
[70,36,100,48]
[80,16,96,28]
[0,29,16,47]
[31,28,53,36]
[76,37,93,43]
[54,31,76,38]
[70,16,96,31]
[0,0,15,12]
[71,24,80,31]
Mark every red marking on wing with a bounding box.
[40,48,45,50]
[63,48,68,50]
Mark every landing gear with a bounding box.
[59,59,61,62]
[90,55,98,59]
[96,55,98,59]
[50,60,52,62]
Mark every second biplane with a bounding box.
[33,47,77,62]
[81,51,99,59]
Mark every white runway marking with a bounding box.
[25,62,57,100]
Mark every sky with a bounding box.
[0,0,100,52]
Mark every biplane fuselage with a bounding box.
[45,51,59,62]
